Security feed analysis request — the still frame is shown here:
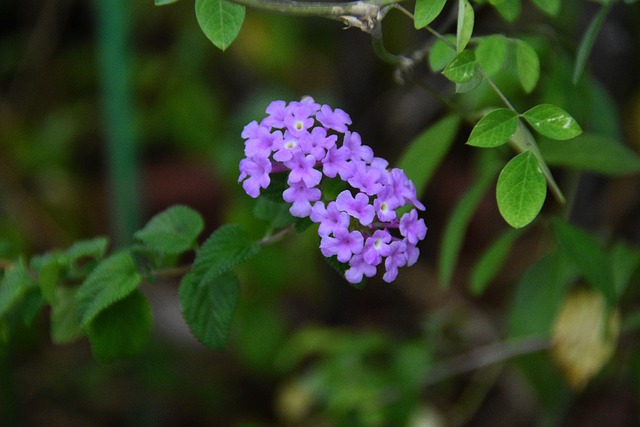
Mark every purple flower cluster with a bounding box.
[239,97,427,284]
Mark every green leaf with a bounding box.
[428,35,457,72]
[573,2,613,84]
[87,290,151,362]
[414,0,448,29]
[538,134,640,175]
[134,205,204,255]
[610,241,640,298]
[439,151,500,286]
[523,104,582,140]
[490,0,520,22]
[516,40,540,93]
[397,115,462,199]
[470,229,522,295]
[455,68,483,93]
[180,271,240,349]
[50,287,84,344]
[191,224,261,282]
[443,49,476,83]
[552,219,616,305]
[508,251,573,338]
[253,198,296,230]
[195,0,245,51]
[457,0,475,52]
[475,35,508,76]
[76,251,141,328]
[155,0,180,4]
[0,262,34,319]
[531,0,560,15]
[496,151,546,228]
[65,237,109,264]
[467,109,519,147]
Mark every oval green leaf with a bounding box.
[195,0,245,51]
[476,35,508,76]
[457,0,475,52]
[496,151,546,228]
[516,40,540,93]
[443,49,476,83]
[531,0,560,15]
[490,0,520,22]
[414,0,448,29]
[467,109,519,147]
[429,35,457,72]
[523,104,582,140]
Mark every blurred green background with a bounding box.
[2,0,640,426]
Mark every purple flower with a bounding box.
[347,161,383,196]
[399,209,427,245]
[405,242,420,266]
[316,104,352,133]
[322,145,353,180]
[383,240,408,283]
[362,229,392,266]
[300,127,336,161]
[343,131,373,163]
[319,228,364,263]
[388,168,425,210]
[310,201,350,237]
[345,254,377,283]
[284,110,314,136]
[373,197,398,222]
[335,190,375,226]
[262,100,288,128]
[244,128,281,159]
[238,156,271,198]
[285,152,323,188]
[273,132,301,162]
[283,181,321,217]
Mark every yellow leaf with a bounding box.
[551,289,620,390]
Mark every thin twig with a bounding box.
[422,336,552,386]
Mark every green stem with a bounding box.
[96,0,141,246]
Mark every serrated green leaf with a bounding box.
[470,229,522,295]
[523,104,582,140]
[531,0,560,15]
[516,40,540,93]
[134,205,204,255]
[428,35,457,72]
[573,2,612,84]
[490,0,520,22]
[439,151,500,286]
[51,287,84,344]
[76,251,141,328]
[539,134,640,175]
[496,151,546,228]
[87,290,151,362]
[0,262,34,319]
[467,109,519,147]
[191,224,261,282]
[398,115,461,199]
[457,0,475,52]
[552,219,616,305]
[475,35,508,76]
[195,0,245,51]
[414,0,448,28]
[65,237,109,264]
[180,270,239,349]
[443,49,476,83]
